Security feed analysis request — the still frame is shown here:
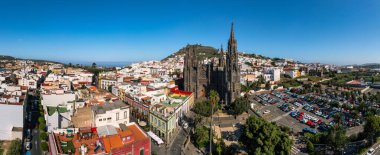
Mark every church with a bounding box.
[183,23,241,104]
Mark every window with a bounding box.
[116,112,119,121]
[103,118,106,121]
[124,111,128,119]
[140,148,144,155]
[107,117,111,120]
[99,119,102,122]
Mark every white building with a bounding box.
[0,104,23,140]
[91,101,130,128]
[100,79,117,90]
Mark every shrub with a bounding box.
[41,142,49,151]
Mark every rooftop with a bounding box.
[91,100,129,115]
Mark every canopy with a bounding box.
[147,131,164,145]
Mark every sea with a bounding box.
[60,61,135,68]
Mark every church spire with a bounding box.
[228,22,237,55]
[230,22,235,41]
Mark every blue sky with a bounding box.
[0,0,380,65]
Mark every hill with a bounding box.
[162,44,219,61]
[360,63,380,69]
[0,55,16,60]
[0,55,62,64]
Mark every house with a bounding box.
[49,122,151,155]
[91,100,130,128]
[149,90,193,143]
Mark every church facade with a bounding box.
[183,23,241,104]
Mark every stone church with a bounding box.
[183,23,241,104]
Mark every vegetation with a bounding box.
[61,140,75,154]
[193,100,219,117]
[364,116,380,141]
[304,126,348,154]
[6,139,21,155]
[229,97,249,116]
[240,116,292,154]
[40,132,48,141]
[41,142,49,151]
[39,123,46,131]
[242,75,268,91]
[193,126,210,148]
[162,44,219,61]
[280,79,302,88]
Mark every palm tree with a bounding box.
[209,90,219,155]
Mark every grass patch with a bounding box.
[61,140,75,154]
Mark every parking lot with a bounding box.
[251,89,365,134]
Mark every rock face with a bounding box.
[183,23,241,104]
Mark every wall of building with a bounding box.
[0,104,23,140]
[94,108,130,128]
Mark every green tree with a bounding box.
[240,116,292,154]
[41,142,49,151]
[324,126,347,153]
[7,139,21,155]
[39,123,46,131]
[194,126,210,148]
[193,100,219,117]
[306,140,315,155]
[230,97,249,116]
[208,90,219,155]
[40,131,47,140]
[38,117,45,124]
[364,116,380,140]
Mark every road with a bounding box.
[25,91,42,155]
[31,129,42,155]
[363,141,380,155]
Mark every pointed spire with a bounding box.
[220,44,224,53]
[230,22,235,40]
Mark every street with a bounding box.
[24,91,42,155]
[31,129,42,155]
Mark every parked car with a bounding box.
[303,128,317,134]
[25,141,31,151]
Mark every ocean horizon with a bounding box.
[59,61,135,67]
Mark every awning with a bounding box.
[147,131,164,145]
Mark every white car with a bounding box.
[263,110,270,114]
[183,122,189,129]
[367,148,375,155]
[25,141,31,150]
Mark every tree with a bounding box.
[39,123,46,131]
[41,142,49,151]
[7,139,21,155]
[208,90,219,155]
[68,62,72,67]
[240,116,292,154]
[306,140,315,155]
[38,117,45,124]
[230,97,249,116]
[40,131,47,140]
[193,100,219,117]
[364,116,380,140]
[92,62,97,68]
[324,126,347,153]
[216,142,222,155]
[194,126,210,148]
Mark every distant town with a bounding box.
[1,26,380,155]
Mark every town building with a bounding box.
[91,100,130,127]
[183,23,241,104]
